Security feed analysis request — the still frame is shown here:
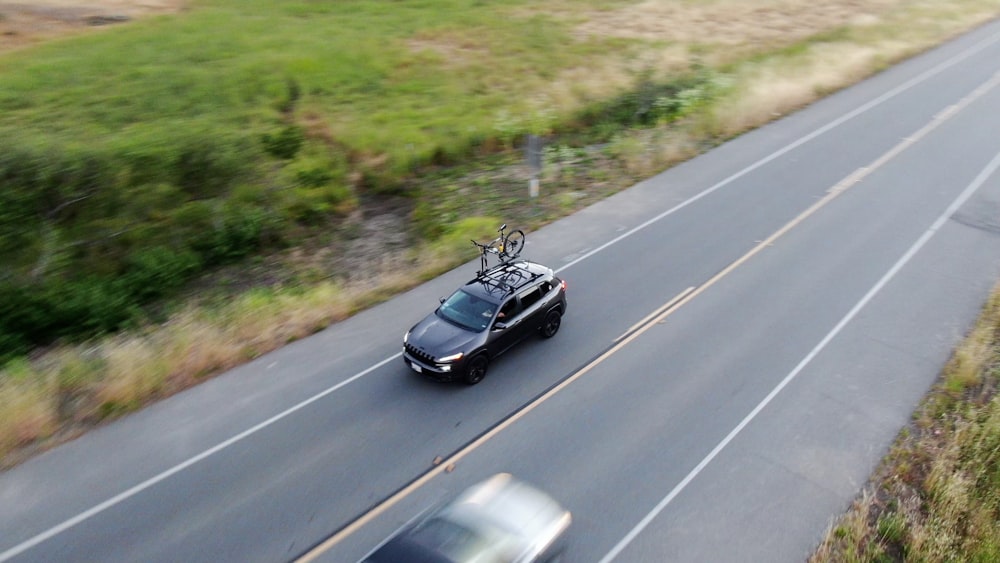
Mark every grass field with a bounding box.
[2,0,1000,505]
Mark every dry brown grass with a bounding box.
[705,42,886,137]
[540,0,1000,138]
[0,241,476,467]
[601,127,701,179]
[573,0,897,48]
[506,1,909,119]
[96,338,168,411]
[813,490,876,563]
[0,371,56,457]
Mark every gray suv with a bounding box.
[403,260,567,385]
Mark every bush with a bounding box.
[175,136,247,199]
[0,282,57,352]
[262,125,305,160]
[0,285,34,365]
[198,203,273,262]
[117,246,203,302]
[53,278,135,337]
[575,71,716,133]
[0,247,204,357]
[0,277,132,349]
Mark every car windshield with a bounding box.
[407,516,505,563]
[437,290,496,332]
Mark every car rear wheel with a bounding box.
[464,355,488,385]
[540,309,562,338]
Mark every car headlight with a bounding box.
[403,330,410,344]
[437,352,464,363]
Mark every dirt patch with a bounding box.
[0,1,184,53]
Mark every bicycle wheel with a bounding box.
[502,230,525,259]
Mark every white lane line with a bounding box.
[4,23,1000,563]
[599,149,1000,563]
[299,59,998,556]
[556,28,1000,276]
[0,354,400,563]
[296,286,700,562]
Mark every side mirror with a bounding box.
[493,321,508,331]
[439,297,446,304]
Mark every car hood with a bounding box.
[408,313,479,358]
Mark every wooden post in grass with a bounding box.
[526,134,542,198]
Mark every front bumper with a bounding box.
[402,349,463,382]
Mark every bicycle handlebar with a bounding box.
[471,239,498,254]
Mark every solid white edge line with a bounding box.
[598,149,1000,563]
[0,354,400,563]
[556,27,1000,276]
[4,24,1000,563]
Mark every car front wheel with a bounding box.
[464,355,488,385]
[540,309,562,338]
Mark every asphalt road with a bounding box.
[3,18,1000,563]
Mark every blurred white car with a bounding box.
[361,473,571,563]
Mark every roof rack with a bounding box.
[473,261,540,297]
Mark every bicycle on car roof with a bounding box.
[470,223,525,275]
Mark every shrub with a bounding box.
[0,282,56,355]
[575,71,717,132]
[283,184,355,225]
[48,277,134,338]
[262,125,305,160]
[117,246,203,302]
[175,136,247,198]
[200,203,274,262]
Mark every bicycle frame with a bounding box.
[471,223,524,275]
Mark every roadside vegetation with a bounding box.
[811,285,1000,563]
[1,0,999,467]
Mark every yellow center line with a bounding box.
[296,286,696,563]
[615,287,696,342]
[297,70,1000,563]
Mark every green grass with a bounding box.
[0,0,651,358]
[0,0,631,171]
[4,0,1000,466]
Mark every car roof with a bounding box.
[461,261,553,302]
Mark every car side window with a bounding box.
[518,286,543,310]
[498,298,518,321]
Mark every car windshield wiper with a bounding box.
[436,309,477,331]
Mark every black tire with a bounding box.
[502,230,525,259]
[540,309,562,338]
[464,355,488,385]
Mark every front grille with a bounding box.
[405,343,435,365]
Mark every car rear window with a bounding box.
[408,517,500,562]
[518,286,543,309]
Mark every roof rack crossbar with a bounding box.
[474,261,539,296]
